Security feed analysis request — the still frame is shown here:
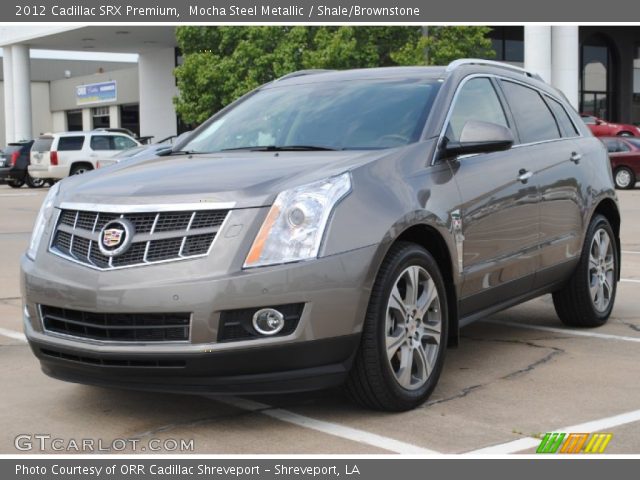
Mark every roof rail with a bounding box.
[276,69,335,82]
[446,59,544,82]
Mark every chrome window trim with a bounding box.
[431,73,583,166]
[38,304,193,346]
[58,201,236,213]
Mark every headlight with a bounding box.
[244,173,351,268]
[27,182,60,261]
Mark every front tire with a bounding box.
[345,242,448,411]
[552,215,618,327]
[614,167,635,189]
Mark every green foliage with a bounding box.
[174,26,495,124]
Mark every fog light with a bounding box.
[252,308,285,336]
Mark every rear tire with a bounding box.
[7,179,24,188]
[70,164,93,176]
[345,242,448,411]
[613,167,635,189]
[26,174,46,188]
[552,215,618,327]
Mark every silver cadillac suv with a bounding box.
[21,60,621,411]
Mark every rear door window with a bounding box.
[500,80,561,144]
[90,135,113,151]
[545,97,579,137]
[57,136,85,151]
[32,137,54,152]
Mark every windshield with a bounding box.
[182,79,440,153]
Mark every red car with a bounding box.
[581,114,640,137]
[601,136,640,189]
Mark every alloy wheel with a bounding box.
[589,228,615,312]
[385,265,442,390]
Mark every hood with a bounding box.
[57,150,392,209]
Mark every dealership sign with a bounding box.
[76,81,117,105]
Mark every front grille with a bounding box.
[40,305,191,343]
[50,207,229,270]
[40,348,186,368]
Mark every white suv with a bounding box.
[29,131,141,180]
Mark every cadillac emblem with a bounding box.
[98,219,134,257]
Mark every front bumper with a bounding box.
[21,232,377,393]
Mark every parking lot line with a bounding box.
[481,319,640,343]
[0,326,438,454]
[0,327,26,343]
[469,408,640,454]
[212,396,440,454]
[621,278,640,284]
[621,251,640,255]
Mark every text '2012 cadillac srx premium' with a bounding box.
[21,60,621,411]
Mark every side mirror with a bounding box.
[595,119,603,125]
[443,121,514,158]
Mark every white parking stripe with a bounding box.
[621,251,640,255]
[481,319,640,343]
[0,327,26,343]
[213,396,439,454]
[469,408,640,454]
[621,278,640,284]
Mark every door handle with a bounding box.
[570,152,582,164]
[517,169,533,183]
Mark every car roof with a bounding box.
[266,66,448,88]
[38,131,135,139]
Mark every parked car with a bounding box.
[0,140,46,188]
[28,131,141,180]
[601,136,640,189]
[96,143,172,169]
[581,114,640,137]
[22,60,620,411]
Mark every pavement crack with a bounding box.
[462,336,565,380]
[424,384,484,407]
[620,320,640,332]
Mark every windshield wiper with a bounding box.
[157,149,202,157]
[221,145,338,152]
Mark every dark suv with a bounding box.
[21,60,620,411]
[0,140,45,188]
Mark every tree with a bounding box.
[174,26,495,124]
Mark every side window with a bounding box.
[90,135,113,151]
[447,77,509,142]
[500,80,560,144]
[602,139,618,153]
[113,136,137,150]
[57,136,85,151]
[545,96,579,137]
[617,140,631,152]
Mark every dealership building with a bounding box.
[0,25,639,146]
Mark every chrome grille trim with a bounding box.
[49,204,231,271]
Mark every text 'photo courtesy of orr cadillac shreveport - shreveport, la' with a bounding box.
[20,59,621,412]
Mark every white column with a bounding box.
[138,48,177,141]
[11,44,32,141]
[551,26,580,110]
[2,46,15,143]
[82,108,92,130]
[108,105,121,128]
[524,26,552,84]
